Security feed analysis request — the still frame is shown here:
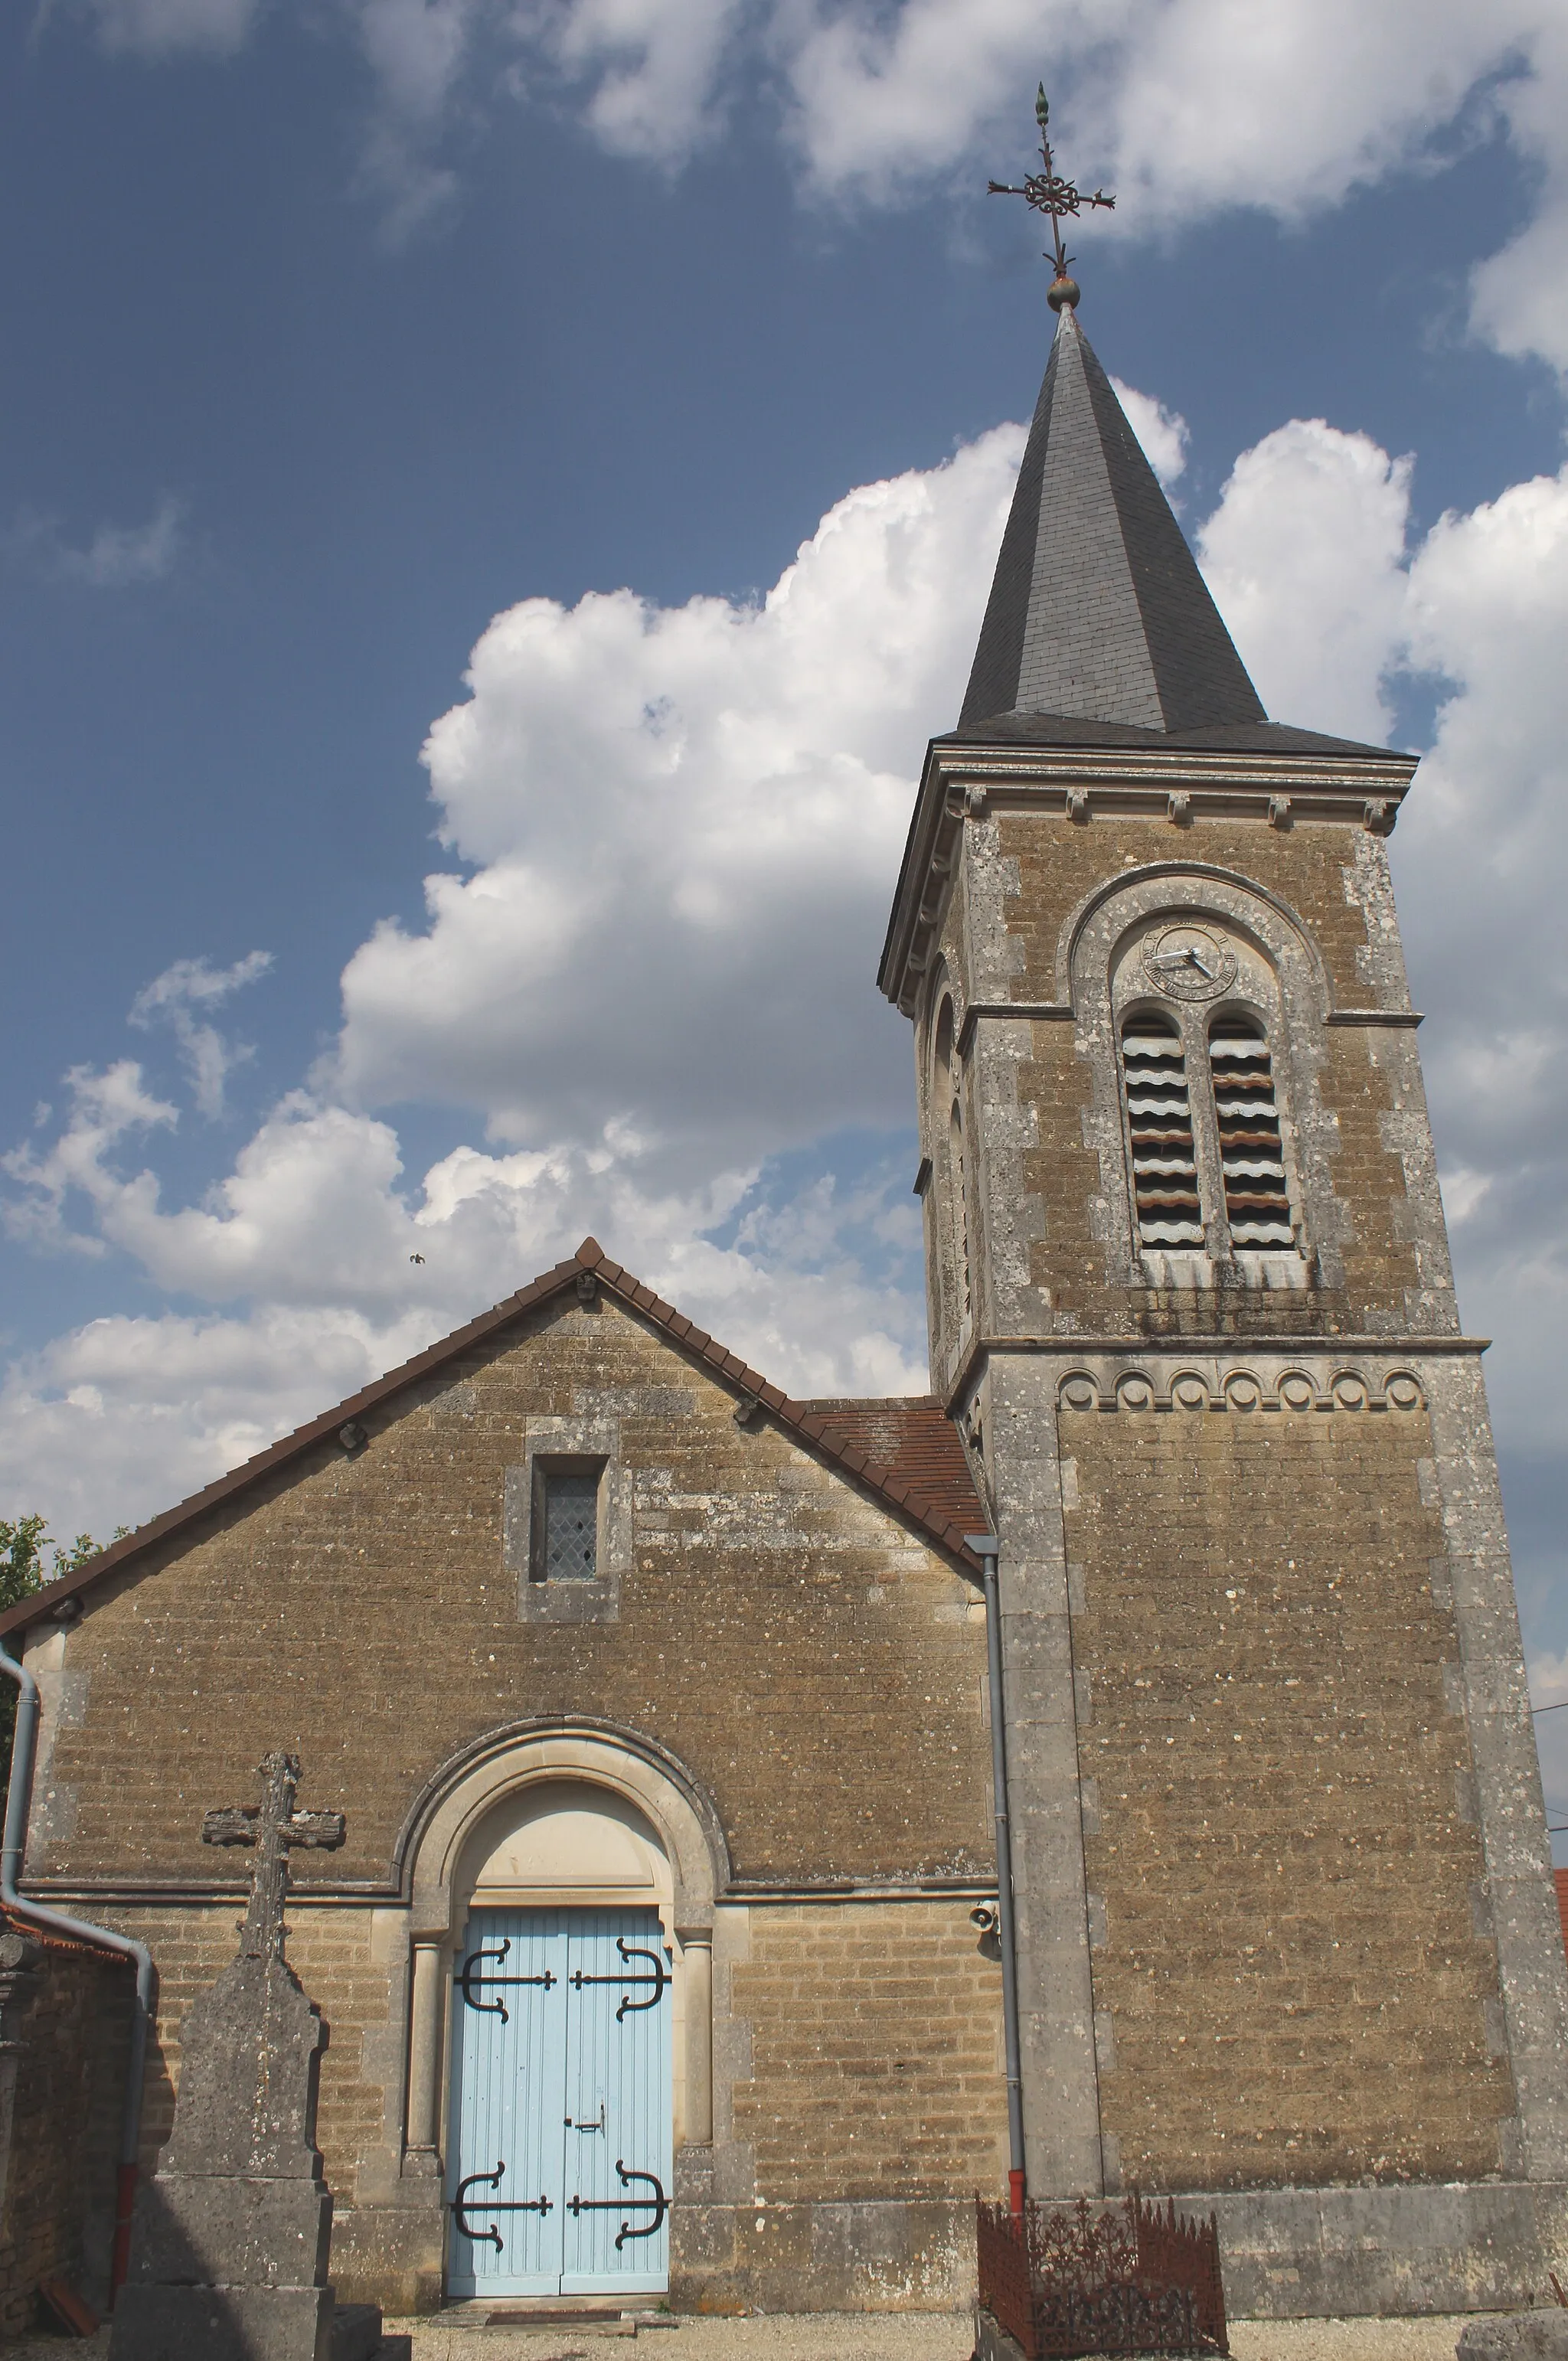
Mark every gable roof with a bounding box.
[2,1239,984,1638]
[960,305,1267,739]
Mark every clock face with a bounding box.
[1140,923,1238,1001]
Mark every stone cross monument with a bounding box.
[109,1752,372,2361]
[201,1749,346,1965]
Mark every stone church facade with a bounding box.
[9,295,1568,2323]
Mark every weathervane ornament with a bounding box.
[988,83,1115,311]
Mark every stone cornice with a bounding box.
[24,1874,995,1909]
[952,1000,1426,1055]
[941,1328,1486,1415]
[878,735,1420,1017]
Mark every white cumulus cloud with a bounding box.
[1110,378,1187,492]
[1390,459,1568,1463]
[6,380,1568,1603]
[1197,420,1413,745]
[45,0,1568,377]
[328,423,1024,1164]
[129,951,273,1119]
[1179,403,1568,1475]
[775,0,1568,377]
[3,1063,177,1256]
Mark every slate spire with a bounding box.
[960,305,1267,735]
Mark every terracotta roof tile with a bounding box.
[789,1399,985,1539]
[0,1902,132,1966]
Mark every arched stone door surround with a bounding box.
[399,1721,730,2167]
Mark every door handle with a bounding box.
[564,2103,606,2133]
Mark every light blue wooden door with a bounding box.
[446,1906,671,2301]
[560,1910,673,2296]
[445,1910,569,2300]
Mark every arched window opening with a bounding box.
[949,1093,972,1318]
[1210,1014,1296,1249]
[931,993,972,1326]
[933,991,956,1105]
[1121,1013,1204,1248]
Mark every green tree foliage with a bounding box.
[0,1517,106,1798]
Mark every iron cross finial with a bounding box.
[988,83,1115,309]
[202,1751,346,1961]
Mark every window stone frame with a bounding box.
[505,1416,632,1625]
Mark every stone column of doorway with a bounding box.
[406,1938,446,2162]
[677,1928,713,2146]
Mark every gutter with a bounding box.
[1,1636,154,2305]
[968,1533,1026,2218]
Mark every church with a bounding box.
[9,267,1568,2327]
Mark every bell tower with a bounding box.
[880,194,1568,2310]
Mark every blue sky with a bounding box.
[7,2,1568,1827]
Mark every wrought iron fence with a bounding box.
[975,2190,1228,2359]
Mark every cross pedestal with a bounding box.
[109,1754,385,2361]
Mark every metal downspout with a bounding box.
[1,1635,154,2304]
[968,1533,1026,2219]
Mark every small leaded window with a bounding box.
[1121,1013,1204,1248]
[535,1467,601,1581]
[1210,1016,1295,1249]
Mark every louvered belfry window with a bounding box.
[538,1468,600,1580]
[1210,1015,1296,1249]
[1121,1013,1204,1248]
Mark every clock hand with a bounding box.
[1152,946,1217,978]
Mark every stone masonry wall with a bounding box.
[21,1295,1000,2312]
[998,813,1423,1339]
[0,1935,129,2337]
[85,1894,1005,2317]
[917,811,1434,1352]
[97,1905,389,2193]
[32,1295,991,1895]
[997,816,1378,1013]
[729,1901,1006,2204]
[1062,1396,1514,2190]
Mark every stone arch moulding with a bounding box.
[397,1719,731,2164]
[921,958,976,1366]
[399,1715,730,1940]
[1061,862,1344,1290]
[921,956,962,1131]
[1053,860,1332,1017]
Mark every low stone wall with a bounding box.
[668,2196,978,2314]
[1197,2181,1568,2320]
[0,1915,131,2338]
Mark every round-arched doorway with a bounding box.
[446,1783,674,2300]
[400,1726,727,2305]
